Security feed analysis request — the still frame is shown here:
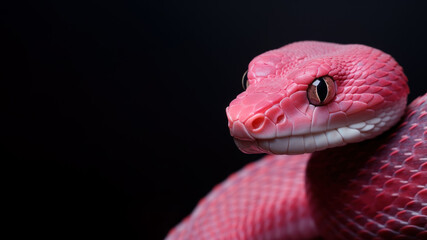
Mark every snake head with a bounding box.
[226,41,409,155]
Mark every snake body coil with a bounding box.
[167,42,427,239]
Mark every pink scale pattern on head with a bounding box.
[226,41,409,154]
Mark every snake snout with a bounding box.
[226,89,285,142]
[245,114,277,138]
[227,107,280,142]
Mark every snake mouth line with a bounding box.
[235,125,362,155]
[255,125,376,155]
[234,99,407,155]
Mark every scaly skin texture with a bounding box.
[226,41,408,154]
[166,42,426,239]
[167,154,317,239]
[307,96,427,239]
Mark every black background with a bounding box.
[2,1,427,239]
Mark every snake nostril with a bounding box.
[249,115,265,131]
[245,114,277,138]
[252,118,264,130]
[277,114,285,124]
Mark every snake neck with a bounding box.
[305,95,427,239]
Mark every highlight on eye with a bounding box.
[241,70,249,90]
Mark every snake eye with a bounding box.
[242,70,249,90]
[307,76,336,106]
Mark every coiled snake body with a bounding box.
[167,41,427,239]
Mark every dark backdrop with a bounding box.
[2,1,427,239]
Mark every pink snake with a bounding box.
[166,41,427,239]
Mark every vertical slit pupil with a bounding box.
[316,78,328,102]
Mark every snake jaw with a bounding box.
[230,97,407,155]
